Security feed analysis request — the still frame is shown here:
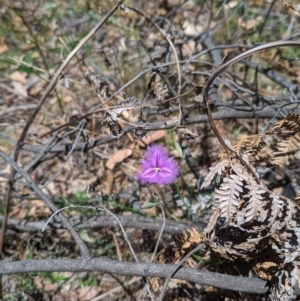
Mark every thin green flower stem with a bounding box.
[174,183,194,221]
[102,206,155,301]
[174,182,204,233]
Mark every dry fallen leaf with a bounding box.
[28,200,51,217]
[10,203,28,220]
[67,287,101,300]
[11,82,28,98]
[102,169,114,195]
[63,94,73,103]
[106,148,133,170]
[9,71,28,84]
[138,130,166,146]
[0,43,8,54]
[34,276,58,292]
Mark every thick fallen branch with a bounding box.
[0,104,37,117]
[73,214,201,234]
[0,214,200,235]
[1,257,299,295]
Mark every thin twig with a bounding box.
[0,104,37,117]
[150,201,166,263]
[41,120,86,189]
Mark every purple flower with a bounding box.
[137,144,180,186]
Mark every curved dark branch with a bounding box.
[202,41,300,159]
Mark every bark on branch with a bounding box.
[0,214,200,235]
[1,257,299,295]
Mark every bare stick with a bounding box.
[1,257,295,295]
[150,202,166,263]
[0,104,37,117]
[0,213,197,234]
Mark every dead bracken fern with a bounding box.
[150,228,203,292]
[201,113,300,300]
[230,113,300,167]
[154,113,300,300]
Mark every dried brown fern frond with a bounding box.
[294,194,300,205]
[149,229,204,292]
[267,113,300,167]
[238,185,267,225]
[106,97,142,121]
[232,134,266,162]
[102,96,143,137]
[154,114,300,299]
[153,74,169,102]
[218,113,300,167]
[214,174,244,226]
[201,113,300,300]
[200,158,230,189]
[269,132,300,166]
[267,113,300,135]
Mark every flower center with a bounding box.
[153,167,161,174]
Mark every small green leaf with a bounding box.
[42,2,58,10]
[141,202,156,209]
[174,142,185,158]
[79,230,96,243]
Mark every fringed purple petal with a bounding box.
[137,144,180,186]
